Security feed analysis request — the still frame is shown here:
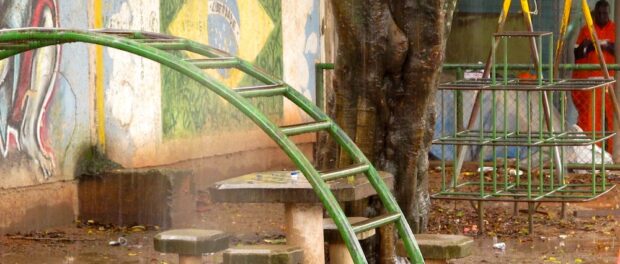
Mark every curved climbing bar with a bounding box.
[0,28,423,264]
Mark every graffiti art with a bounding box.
[0,0,60,179]
[161,0,283,138]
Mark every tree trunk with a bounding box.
[326,0,457,234]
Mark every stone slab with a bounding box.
[573,209,620,218]
[323,217,375,241]
[396,234,473,260]
[223,245,303,264]
[154,229,230,255]
[78,168,194,228]
[210,171,393,203]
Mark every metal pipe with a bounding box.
[614,0,620,162]
[554,0,573,79]
[315,63,334,112]
[443,63,620,70]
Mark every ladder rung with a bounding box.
[97,29,179,41]
[352,212,402,234]
[134,38,181,43]
[281,121,331,136]
[0,40,61,49]
[320,163,370,181]
[234,84,287,97]
[0,43,29,49]
[144,41,187,50]
[186,58,238,69]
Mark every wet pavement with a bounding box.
[1,223,618,263]
[0,227,178,264]
[457,234,618,263]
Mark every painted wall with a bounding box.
[0,0,321,186]
[104,0,321,168]
[0,0,91,188]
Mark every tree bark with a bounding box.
[326,0,457,234]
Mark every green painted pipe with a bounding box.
[443,63,620,71]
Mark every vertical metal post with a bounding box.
[592,88,597,196]
[538,36,544,196]
[615,0,620,161]
[315,63,325,112]
[492,37,498,194]
[478,201,485,234]
[441,90,446,192]
[504,37,509,191]
[315,63,334,112]
[528,202,535,234]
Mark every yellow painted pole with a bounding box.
[582,0,608,77]
[453,0,512,192]
[554,0,572,78]
[520,0,540,69]
[482,0,512,77]
[520,0,563,180]
[94,0,106,152]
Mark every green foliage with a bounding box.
[75,147,122,177]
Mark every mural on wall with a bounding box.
[0,0,60,179]
[160,0,283,138]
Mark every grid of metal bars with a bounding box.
[432,31,616,203]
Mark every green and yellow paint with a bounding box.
[161,0,283,138]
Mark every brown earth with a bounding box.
[2,169,620,263]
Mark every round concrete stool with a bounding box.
[154,229,231,264]
[324,217,375,264]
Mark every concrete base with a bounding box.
[396,234,473,262]
[179,255,202,264]
[329,243,354,264]
[285,203,324,264]
[78,168,194,228]
[0,181,76,234]
[324,217,376,264]
[223,245,303,264]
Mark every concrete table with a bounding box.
[154,229,231,264]
[210,171,394,264]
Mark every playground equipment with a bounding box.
[433,0,618,233]
[0,28,423,264]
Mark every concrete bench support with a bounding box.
[285,203,324,264]
[223,245,303,264]
[397,234,473,264]
[324,217,376,264]
[154,229,230,264]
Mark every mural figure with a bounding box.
[0,0,60,179]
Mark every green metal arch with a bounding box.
[0,28,423,264]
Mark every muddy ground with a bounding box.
[1,170,620,263]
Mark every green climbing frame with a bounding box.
[433,31,615,203]
[0,28,423,264]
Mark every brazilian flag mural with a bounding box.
[161,0,283,138]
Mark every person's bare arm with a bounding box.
[575,39,595,60]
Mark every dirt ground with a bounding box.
[425,169,620,264]
[2,169,620,263]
